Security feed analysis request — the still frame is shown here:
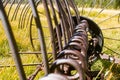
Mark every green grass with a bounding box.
[0,4,120,80]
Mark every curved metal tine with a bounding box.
[87,0,96,17]
[50,59,84,80]
[48,0,63,51]
[59,0,72,40]
[7,0,15,18]
[61,0,73,37]
[20,0,39,29]
[3,0,10,8]
[58,0,71,40]
[13,0,29,28]
[21,0,40,29]
[29,16,36,50]
[98,13,120,24]
[0,1,27,79]
[63,0,74,35]
[29,0,49,75]
[21,1,32,29]
[69,0,80,24]
[54,0,68,46]
[29,0,42,50]
[42,0,57,60]
[18,2,29,28]
[11,0,23,21]
[25,10,32,28]
[29,14,44,63]
[93,0,114,20]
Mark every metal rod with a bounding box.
[0,0,26,80]
[9,51,52,54]
[28,0,49,75]
[42,0,57,60]
[55,0,67,46]
[48,0,63,51]
[0,63,42,68]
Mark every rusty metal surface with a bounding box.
[1,0,119,80]
[0,0,27,80]
[48,19,89,80]
[0,0,103,80]
[28,0,49,75]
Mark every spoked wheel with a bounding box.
[76,0,120,79]
[77,0,120,57]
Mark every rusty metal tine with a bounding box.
[7,0,15,18]
[29,15,36,50]
[26,0,41,29]
[42,0,57,60]
[0,1,27,80]
[12,0,24,21]
[69,0,80,24]
[58,1,71,40]
[25,11,32,28]
[22,0,40,29]
[55,0,67,46]
[28,0,49,75]
[18,2,29,28]
[21,2,31,28]
[27,0,41,29]
[64,0,74,34]
[11,0,22,21]
[3,0,10,8]
[48,0,63,51]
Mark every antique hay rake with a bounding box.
[0,0,120,80]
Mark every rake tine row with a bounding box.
[29,0,49,75]
[42,0,57,60]
[48,0,63,51]
[0,0,106,80]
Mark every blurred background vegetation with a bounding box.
[0,0,120,79]
[8,0,120,9]
[75,0,120,9]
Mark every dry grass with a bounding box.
[0,4,120,80]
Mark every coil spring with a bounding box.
[41,20,89,80]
